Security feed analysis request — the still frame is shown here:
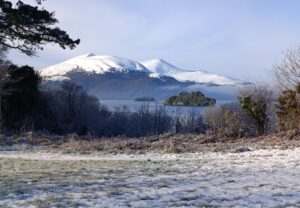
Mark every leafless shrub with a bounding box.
[180,109,206,134]
[121,104,172,137]
[273,46,300,89]
[203,103,255,137]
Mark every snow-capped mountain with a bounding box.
[41,53,149,81]
[40,53,247,99]
[141,59,243,86]
[41,53,245,86]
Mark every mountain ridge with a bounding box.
[40,53,246,86]
[141,58,245,86]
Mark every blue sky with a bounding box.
[8,0,300,82]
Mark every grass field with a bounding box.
[0,148,300,207]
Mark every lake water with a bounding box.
[99,99,235,115]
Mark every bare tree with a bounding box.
[152,104,171,134]
[60,81,83,123]
[273,46,300,89]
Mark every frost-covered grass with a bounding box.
[0,148,299,207]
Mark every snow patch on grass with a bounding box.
[0,148,299,207]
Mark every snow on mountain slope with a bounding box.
[41,53,149,80]
[141,59,244,86]
[141,59,182,74]
[41,53,245,86]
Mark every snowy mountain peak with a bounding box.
[86,52,96,57]
[69,53,96,60]
[141,58,182,74]
[141,59,245,86]
[41,54,150,80]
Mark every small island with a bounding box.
[164,91,216,106]
[134,96,156,102]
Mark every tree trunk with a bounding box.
[257,121,265,136]
[0,94,2,132]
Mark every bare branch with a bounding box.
[273,46,300,90]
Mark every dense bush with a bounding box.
[203,103,255,137]
[276,83,300,131]
[202,84,277,138]
[238,84,274,135]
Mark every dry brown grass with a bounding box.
[1,130,299,154]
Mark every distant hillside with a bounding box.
[135,97,156,102]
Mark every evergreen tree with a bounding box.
[0,0,80,55]
[2,64,41,129]
[239,96,267,136]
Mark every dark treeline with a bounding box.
[44,82,174,137]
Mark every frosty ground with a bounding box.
[0,148,299,208]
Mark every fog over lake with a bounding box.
[99,99,235,115]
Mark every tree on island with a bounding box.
[165,91,216,106]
